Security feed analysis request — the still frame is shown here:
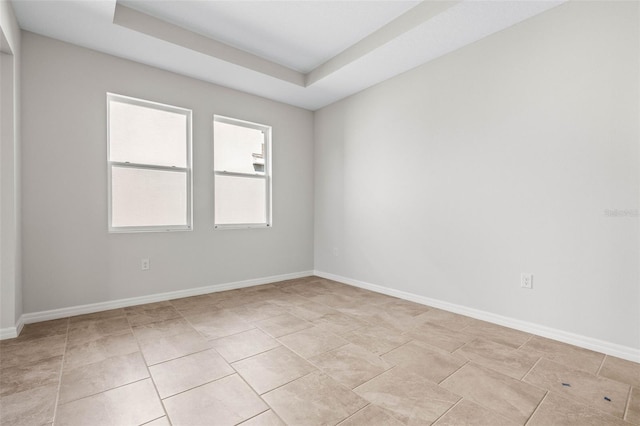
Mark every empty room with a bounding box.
[1,0,639,425]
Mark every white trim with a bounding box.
[313,270,640,363]
[107,92,193,233]
[0,316,23,340]
[213,115,272,229]
[4,271,312,333]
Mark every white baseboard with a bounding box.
[2,270,313,337]
[314,270,640,363]
[0,316,23,340]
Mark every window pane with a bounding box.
[111,166,187,228]
[109,100,187,167]
[214,121,265,174]
[215,175,266,225]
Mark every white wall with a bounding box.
[0,0,22,335]
[20,32,314,314]
[314,1,640,350]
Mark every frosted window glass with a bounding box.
[214,121,265,174]
[111,166,187,227]
[215,175,266,225]
[110,101,187,167]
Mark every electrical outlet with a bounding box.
[141,258,150,271]
[521,273,533,289]
[332,247,339,257]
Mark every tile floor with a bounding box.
[1,276,639,425]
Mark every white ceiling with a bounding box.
[10,0,566,111]
[119,1,420,73]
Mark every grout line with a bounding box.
[596,354,607,376]
[335,403,371,425]
[158,370,237,401]
[524,391,548,426]
[257,370,318,397]
[139,415,169,425]
[56,377,149,405]
[349,365,398,392]
[521,355,544,382]
[127,317,171,423]
[624,385,633,421]
[517,333,534,350]
[50,317,70,425]
[225,343,284,364]
[438,360,469,385]
[235,408,271,425]
[431,397,463,425]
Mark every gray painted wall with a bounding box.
[314,1,640,349]
[20,32,314,313]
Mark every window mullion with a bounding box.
[111,161,188,173]
[214,170,266,179]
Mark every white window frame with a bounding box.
[107,93,193,233]
[213,115,272,229]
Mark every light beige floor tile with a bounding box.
[310,343,392,389]
[0,355,62,397]
[268,292,312,308]
[16,318,69,341]
[418,308,478,332]
[338,305,415,333]
[278,326,348,358]
[59,352,148,403]
[312,311,368,335]
[131,317,195,342]
[0,383,58,426]
[524,358,629,418]
[141,417,170,426]
[169,294,218,311]
[522,336,605,374]
[187,309,255,339]
[286,301,339,321]
[125,304,181,326]
[150,348,234,398]
[210,328,280,363]
[460,321,531,349]
[599,356,640,388]
[263,371,367,426]
[64,332,138,370]
[306,293,362,309]
[440,363,545,423]
[404,321,471,352]
[455,338,540,379]
[138,329,212,365]
[282,282,324,298]
[338,404,405,425]
[354,366,460,424]
[55,378,164,426]
[382,340,466,383]
[528,392,629,426]
[171,303,221,317]
[67,316,130,346]
[239,410,285,425]
[627,387,640,424]
[232,301,289,322]
[232,346,316,394]
[0,334,66,368]
[69,309,125,324]
[256,313,313,338]
[378,299,430,317]
[164,374,267,426]
[343,325,411,356]
[433,399,518,426]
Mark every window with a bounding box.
[213,115,271,228]
[107,93,192,232]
